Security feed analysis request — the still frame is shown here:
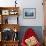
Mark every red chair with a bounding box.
[21,28,41,46]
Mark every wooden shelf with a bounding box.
[0,24,20,32]
[2,40,19,42]
[0,7,19,10]
[0,7,19,16]
[0,7,20,46]
[0,40,19,46]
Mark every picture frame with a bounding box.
[2,10,9,15]
[23,8,36,19]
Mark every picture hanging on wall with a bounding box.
[23,8,36,19]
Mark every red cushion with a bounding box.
[21,28,41,46]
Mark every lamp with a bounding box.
[14,28,17,32]
[13,28,18,41]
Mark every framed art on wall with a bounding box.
[23,8,36,19]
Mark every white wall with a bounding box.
[18,0,44,26]
[0,0,44,26]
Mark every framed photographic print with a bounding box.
[23,8,36,19]
[2,10,9,15]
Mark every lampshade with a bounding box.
[14,28,17,32]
